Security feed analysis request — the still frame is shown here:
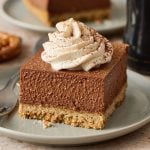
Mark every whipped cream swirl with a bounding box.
[41,18,113,71]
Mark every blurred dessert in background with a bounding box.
[23,0,111,26]
[0,32,22,62]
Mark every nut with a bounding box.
[0,32,22,61]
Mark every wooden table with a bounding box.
[0,0,150,149]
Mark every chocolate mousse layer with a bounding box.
[20,42,128,114]
[30,0,111,14]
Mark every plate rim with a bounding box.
[0,112,149,139]
[0,0,54,32]
[0,0,126,33]
[0,70,150,145]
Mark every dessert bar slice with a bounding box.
[23,0,111,25]
[19,42,128,129]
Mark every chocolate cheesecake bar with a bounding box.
[19,43,128,129]
[19,18,128,129]
[23,0,111,25]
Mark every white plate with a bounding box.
[0,70,150,145]
[0,0,126,33]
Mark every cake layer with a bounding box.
[19,83,126,129]
[20,42,128,114]
[29,0,111,13]
[23,0,111,25]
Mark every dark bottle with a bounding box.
[124,0,150,75]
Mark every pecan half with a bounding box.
[0,32,22,61]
